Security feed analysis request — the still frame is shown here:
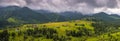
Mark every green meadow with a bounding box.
[1,20,120,41]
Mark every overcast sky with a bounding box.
[0,0,120,14]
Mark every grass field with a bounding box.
[1,20,120,41]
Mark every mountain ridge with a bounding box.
[0,6,120,25]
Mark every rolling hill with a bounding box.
[0,6,120,29]
[0,6,50,24]
[0,19,120,41]
[0,6,120,41]
[0,6,120,24]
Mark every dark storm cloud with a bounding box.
[0,0,26,7]
[0,0,119,14]
[21,0,118,8]
[67,0,118,8]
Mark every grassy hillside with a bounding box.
[0,20,120,41]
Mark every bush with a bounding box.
[24,28,57,39]
[66,27,93,37]
[0,30,9,41]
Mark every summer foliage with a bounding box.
[0,20,120,41]
[1,6,120,41]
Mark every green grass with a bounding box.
[1,20,120,41]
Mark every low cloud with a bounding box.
[0,0,120,14]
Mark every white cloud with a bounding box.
[105,8,120,14]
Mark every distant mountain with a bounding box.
[110,14,120,19]
[59,11,83,20]
[92,12,115,21]
[0,6,120,26]
[35,10,67,22]
[35,10,84,20]
[82,12,120,23]
[0,6,69,25]
[35,9,120,22]
[35,10,52,14]
[0,6,50,24]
